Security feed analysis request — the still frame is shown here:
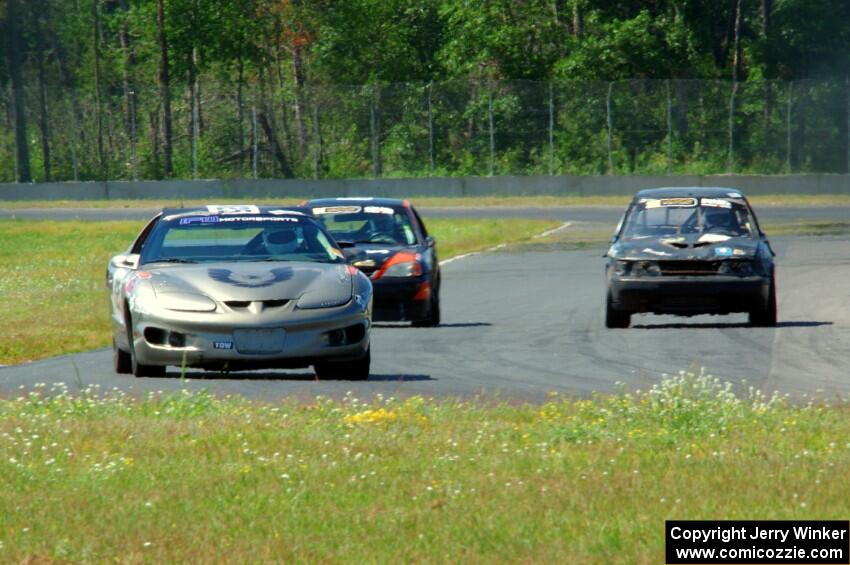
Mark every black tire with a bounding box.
[314,348,371,381]
[749,276,778,327]
[412,291,441,327]
[112,339,133,375]
[125,310,166,377]
[113,339,132,374]
[605,292,631,328]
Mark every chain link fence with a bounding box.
[1,78,849,182]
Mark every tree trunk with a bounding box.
[157,0,174,176]
[7,0,32,182]
[572,1,583,37]
[258,112,294,178]
[731,0,743,82]
[292,44,308,158]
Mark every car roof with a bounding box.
[633,187,747,199]
[160,205,313,217]
[305,197,409,208]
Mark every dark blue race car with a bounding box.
[305,198,441,326]
[605,187,777,328]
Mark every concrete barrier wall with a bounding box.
[1,174,848,201]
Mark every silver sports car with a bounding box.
[107,205,373,379]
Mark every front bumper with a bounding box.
[371,278,431,322]
[124,300,370,370]
[609,275,769,315]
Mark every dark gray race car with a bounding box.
[107,205,373,379]
[604,188,777,328]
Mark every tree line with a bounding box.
[1,0,849,183]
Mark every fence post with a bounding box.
[606,81,614,174]
[786,81,792,173]
[313,94,321,180]
[548,81,555,175]
[191,87,199,179]
[370,84,381,178]
[251,98,258,179]
[666,79,672,173]
[488,88,495,176]
[727,81,738,172]
[846,75,850,175]
[427,82,435,175]
[129,89,137,180]
[65,92,79,182]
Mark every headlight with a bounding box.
[296,291,351,309]
[632,261,661,277]
[157,292,217,312]
[613,260,630,276]
[373,251,422,279]
[718,260,755,276]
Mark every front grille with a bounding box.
[224,299,290,309]
[658,260,720,276]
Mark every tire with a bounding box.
[605,291,631,328]
[125,310,166,378]
[749,276,778,327]
[314,348,371,381]
[412,291,441,328]
[113,339,132,374]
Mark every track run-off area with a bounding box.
[1,205,849,401]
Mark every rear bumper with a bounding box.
[372,278,431,322]
[609,275,769,315]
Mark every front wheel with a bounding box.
[605,291,631,328]
[125,312,166,377]
[749,277,778,327]
[412,292,441,327]
[314,348,371,381]
[113,339,132,374]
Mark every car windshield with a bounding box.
[139,213,344,265]
[621,197,756,239]
[312,205,417,246]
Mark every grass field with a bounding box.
[0,370,847,562]
[4,193,850,209]
[0,218,559,365]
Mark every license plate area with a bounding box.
[233,328,286,354]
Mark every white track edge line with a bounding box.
[439,221,572,266]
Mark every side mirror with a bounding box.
[425,235,436,248]
[337,241,355,249]
[121,254,140,269]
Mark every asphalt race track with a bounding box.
[2,229,849,401]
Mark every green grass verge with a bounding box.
[0,218,559,365]
[4,193,850,209]
[0,371,847,562]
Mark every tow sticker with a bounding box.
[213,341,233,350]
[714,247,733,257]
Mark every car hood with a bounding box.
[611,233,759,260]
[144,261,352,302]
